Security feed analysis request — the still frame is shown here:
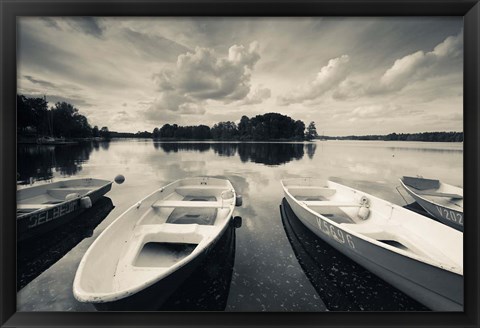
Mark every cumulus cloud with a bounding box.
[377,30,463,93]
[146,42,261,119]
[331,30,463,100]
[332,79,365,100]
[238,85,271,105]
[277,55,350,105]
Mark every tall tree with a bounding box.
[306,121,319,140]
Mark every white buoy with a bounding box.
[80,196,92,209]
[65,193,80,201]
[358,206,370,220]
[114,174,125,184]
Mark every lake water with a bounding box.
[16,140,463,311]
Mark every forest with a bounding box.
[17,95,110,139]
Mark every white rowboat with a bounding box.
[400,176,463,232]
[281,178,463,311]
[73,177,238,310]
[17,178,112,241]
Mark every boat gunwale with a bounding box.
[73,177,236,303]
[280,179,463,276]
[399,178,463,213]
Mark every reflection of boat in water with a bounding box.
[159,221,238,311]
[281,178,463,311]
[73,177,241,310]
[400,176,463,232]
[280,198,427,311]
[17,196,114,291]
[17,178,113,241]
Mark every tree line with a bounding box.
[324,132,463,142]
[152,113,319,141]
[17,95,111,139]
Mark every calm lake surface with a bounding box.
[16,140,463,311]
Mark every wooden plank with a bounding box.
[175,186,228,190]
[152,200,225,208]
[288,187,336,197]
[47,188,92,192]
[302,201,361,207]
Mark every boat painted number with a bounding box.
[316,217,355,249]
[26,201,78,229]
[435,206,463,226]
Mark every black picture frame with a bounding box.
[1,0,479,327]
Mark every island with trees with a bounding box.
[152,113,319,141]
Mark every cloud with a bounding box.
[145,42,261,119]
[41,18,61,30]
[23,75,57,89]
[66,17,105,38]
[121,28,191,61]
[277,55,349,105]
[44,95,92,108]
[376,30,463,93]
[331,30,463,101]
[238,85,271,105]
[332,79,365,100]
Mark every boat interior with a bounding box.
[83,178,236,293]
[283,179,462,270]
[402,176,463,208]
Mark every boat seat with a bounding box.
[175,186,229,191]
[415,191,463,199]
[151,200,226,208]
[288,187,336,197]
[303,201,361,208]
[47,188,91,192]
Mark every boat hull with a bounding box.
[401,184,463,232]
[17,182,112,241]
[284,190,463,311]
[280,198,427,311]
[93,222,228,311]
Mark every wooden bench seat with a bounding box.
[152,200,226,208]
[302,201,361,208]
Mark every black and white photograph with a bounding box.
[15,16,464,312]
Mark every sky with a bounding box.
[17,17,463,135]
